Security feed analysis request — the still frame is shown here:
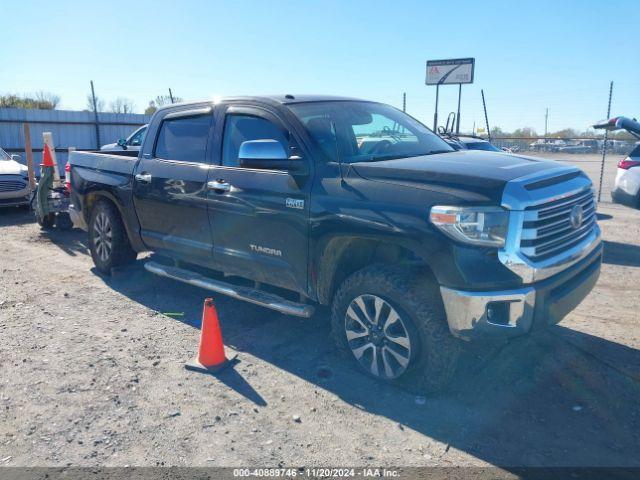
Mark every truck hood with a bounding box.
[350,150,570,203]
[0,160,27,176]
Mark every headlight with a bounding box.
[429,205,509,247]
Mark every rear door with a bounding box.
[132,106,215,262]
[207,105,311,293]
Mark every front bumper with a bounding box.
[0,186,31,207]
[441,240,602,340]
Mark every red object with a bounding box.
[618,158,640,170]
[195,298,228,368]
[64,162,71,193]
[41,143,55,167]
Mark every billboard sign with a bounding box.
[426,58,475,85]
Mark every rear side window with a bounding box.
[155,115,212,162]
[630,145,640,157]
[222,115,288,167]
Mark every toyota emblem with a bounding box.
[569,204,583,229]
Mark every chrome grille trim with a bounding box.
[499,166,602,283]
[0,179,27,192]
[520,187,596,261]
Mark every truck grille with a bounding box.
[0,179,27,192]
[520,188,596,261]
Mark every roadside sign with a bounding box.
[426,58,475,85]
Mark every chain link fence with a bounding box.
[490,137,639,203]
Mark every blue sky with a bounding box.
[2,0,638,133]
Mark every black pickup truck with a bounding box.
[68,95,602,392]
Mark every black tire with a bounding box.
[36,212,55,230]
[331,264,461,394]
[88,199,137,274]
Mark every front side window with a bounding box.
[222,115,288,167]
[155,115,211,162]
[289,101,453,163]
[0,147,10,161]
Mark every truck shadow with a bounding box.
[0,207,34,227]
[98,260,640,468]
[603,240,640,268]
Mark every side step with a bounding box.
[144,261,315,318]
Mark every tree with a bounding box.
[549,128,579,139]
[154,94,183,106]
[144,94,184,115]
[490,126,506,137]
[109,97,136,114]
[145,101,158,115]
[0,92,60,109]
[511,127,537,138]
[86,94,105,113]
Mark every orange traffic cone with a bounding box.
[41,143,55,167]
[185,298,237,374]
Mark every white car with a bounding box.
[0,147,31,207]
[100,124,147,152]
[612,144,640,208]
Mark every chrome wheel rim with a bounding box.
[344,294,412,379]
[93,212,112,262]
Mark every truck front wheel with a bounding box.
[88,200,137,274]
[331,264,461,394]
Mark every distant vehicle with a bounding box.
[529,139,566,152]
[594,117,640,209]
[101,125,147,153]
[612,144,640,208]
[0,147,31,207]
[439,133,503,152]
[557,140,598,154]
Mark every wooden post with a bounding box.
[23,123,37,190]
[42,132,61,185]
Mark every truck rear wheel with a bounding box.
[89,200,137,274]
[331,264,460,394]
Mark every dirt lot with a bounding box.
[1,163,640,468]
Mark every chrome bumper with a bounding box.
[441,286,535,340]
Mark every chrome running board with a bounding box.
[144,261,315,318]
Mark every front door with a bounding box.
[132,107,214,262]
[207,106,311,293]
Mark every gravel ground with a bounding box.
[1,175,639,468]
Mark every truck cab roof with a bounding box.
[155,95,371,113]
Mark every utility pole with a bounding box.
[433,84,440,131]
[90,80,101,149]
[597,81,614,203]
[481,89,491,141]
[456,84,462,134]
[402,92,406,112]
[544,108,549,137]
[168,88,175,104]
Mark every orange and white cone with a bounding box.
[185,298,237,373]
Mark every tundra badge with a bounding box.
[250,244,283,257]
[286,198,304,209]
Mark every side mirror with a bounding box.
[117,138,128,149]
[238,140,305,172]
[10,154,21,162]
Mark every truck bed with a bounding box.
[69,151,139,176]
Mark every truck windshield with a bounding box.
[289,101,453,163]
[0,147,10,160]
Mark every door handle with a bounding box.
[135,173,152,183]
[207,180,231,193]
